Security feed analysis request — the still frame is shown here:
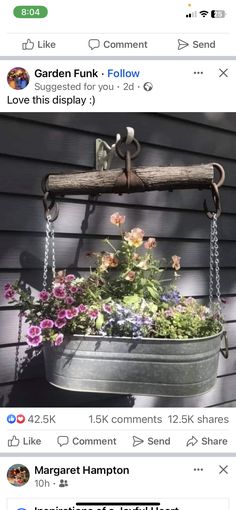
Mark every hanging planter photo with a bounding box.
[4,129,229,398]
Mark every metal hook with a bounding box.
[204,182,221,219]
[43,191,59,222]
[95,127,136,171]
[220,330,229,359]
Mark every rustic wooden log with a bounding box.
[45,164,215,196]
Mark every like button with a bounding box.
[8,435,20,447]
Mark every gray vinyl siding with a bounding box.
[1,112,236,407]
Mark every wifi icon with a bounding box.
[200,10,209,17]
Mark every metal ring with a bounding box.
[212,163,225,188]
[41,174,50,193]
[43,192,59,222]
[115,136,141,160]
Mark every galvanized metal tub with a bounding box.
[43,331,224,397]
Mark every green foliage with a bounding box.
[4,213,223,342]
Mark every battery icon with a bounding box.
[211,10,226,18]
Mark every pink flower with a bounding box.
[55,318,67,329]
[103,304,112,314]
[40,319,54,329]
[57,309,66,319]
[53,285,66,299]
[124,228,144,248]
[39,290,50,301]
[69,285,78,294]
[65,274,76,282]
[26,335,43,347]
[71,306,78,317]
[144,237,157,249]
[110,212,126,226]
[101,253,119,269]
[4,283,11,290]
[4,288,15,300]
[125,271,136,282]
[78,304,88,313]
[54,333,64,346]
[65,308,77,320]
[27,325,42,338]
[66,296,74,305]
[88,309,98,319]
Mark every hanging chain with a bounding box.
[43,214,56,289]
[14,311,23,381]
[209,213,222,318]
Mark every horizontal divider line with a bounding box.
[2,112,236,163]
[1,191,236,217]
[1,137,236,168]
[217,371,236,379]
[0,150,92,170]
[209,397,236,407]
[6,111,236,140]
[0,342,27,348]
[159,112,236,136]
[1,231,236,244]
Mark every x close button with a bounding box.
[219,465,228,474]
[219,68,229,77]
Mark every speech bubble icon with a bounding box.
[88,38,100,50]
[57,435,69,447]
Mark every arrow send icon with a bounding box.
[178,39,189,50]
[133,436,144,447]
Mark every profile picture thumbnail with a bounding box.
[7,463,30,486]
[7,67,30,90]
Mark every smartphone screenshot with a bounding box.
[0,1,235,509]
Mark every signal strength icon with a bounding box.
[186,11,197,18]
[199,10,209,17]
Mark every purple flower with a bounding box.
[55,318,67,329]
[26,335,43,347]
[40,319,54,329]
[89,309,98,319]
[161,290,181,305]
[103,304,112,314]
[39,290,50,301]
[66,296,74,305]
[4,288,15,300]
[65,274,76,282]
[57,309,66,319]
[78,304,88,314]
[27,325,42,338]
[54,333,64,346]
[53,285,66,299]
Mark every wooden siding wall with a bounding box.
[1,112,236,408]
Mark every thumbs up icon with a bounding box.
[22,39,34,50]
[8,435,20,447]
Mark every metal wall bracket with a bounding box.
[95,136,120,171]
